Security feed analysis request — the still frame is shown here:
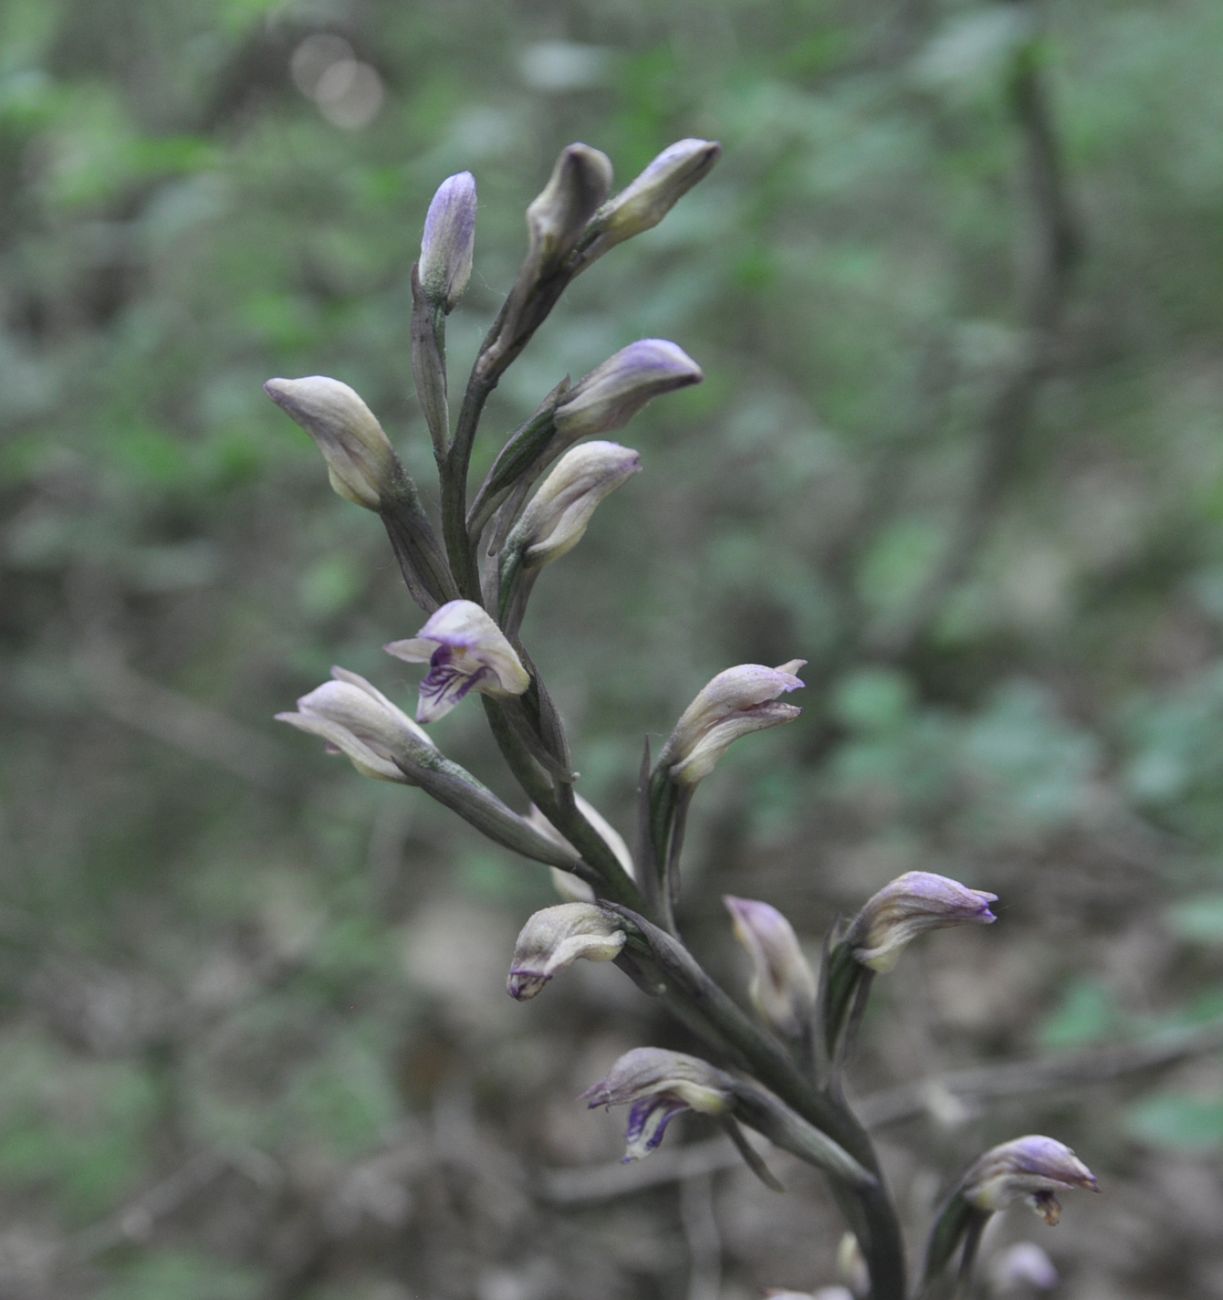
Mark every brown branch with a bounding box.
[870,15,1084,660]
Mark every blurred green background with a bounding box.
[3,0,1223,1296]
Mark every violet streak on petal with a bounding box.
[385,599,529,723]
[849,870,998,973]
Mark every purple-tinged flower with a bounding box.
[553,339,702,440]
[724,896,816,1037]
[506,903,626,1000]
[580,1047,732,1161]
[988,1242,1059,1293]
[659,661,806,786]
[848,871,998,973]
[385,600,529,723]
[276,667,436,784]
[263,376,400,511]
[961,1135,1099,1225]
[507,441,642,571]
[587,139,721,255]
[419,171,476,312]
[525,795,635,904]
[526,143,614,274]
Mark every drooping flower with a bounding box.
[525,795,636,904]
[385,600,530,723]
[276,667,436,783]
[263,376,401,511]
[506,441,642,571]
[847,871,998,973]
[553,339,702,440]
[659,661,806,786]
[506,903,626,1000]
[419,171,477,312]
[580,1047,733,1161]
[724,896,816,1037]
[961,1135,1099,1225]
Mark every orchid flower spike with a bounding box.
[276,667,436,784]
[419,171,477,312]
[263,376,401,511]
[724,896,816,1038]
[659,661,806,786]
[553,339,702,441]
[961,1135,1099,1226]
[385,600,529,723]
[580,1047,733,1161]
[847,871,998,973]
[506,903,626,1000]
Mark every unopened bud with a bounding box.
[580,1046,733,1161]
[506,903,626,1000]
[276,667,436,783]
[847,871,998,973]
[724,896,816,1037]
[264,376,400,511]
[419,171,476,312]
[961,1135,1099,1225]
[660,661,805,786]
[989,1242,1059,1293]
[506,441,641,571]
[554,339,702,440]
[526,143,614,274]
[586,139,721,257]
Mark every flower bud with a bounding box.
[526,143,614,274]
[587,139,721,256]
[419,171,476,312]
[506,903,626,1000]
[525,796,636,904]
[961,1135,1099,1225]
[847,871,998,973]
[580,1046,733,1161]
[263,376,400,511]
[723,896,816,1037]
[988,1242,1059,1293]
[765,1290,853,1300]
[659,661,806,786]
[386,599,530,723]
[276,667,436,783]
[553,339,702,440]
[506,441,641,571]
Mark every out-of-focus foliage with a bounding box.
[2,1,1222,1297]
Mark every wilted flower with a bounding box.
[419,171,477,312]
[264,376,400,511]
[961,1135,1099,1225]
[553,339,702,440]
[526,143,614,274]
[385,600,530,723]
[848,871,998,973]
[588,138,721,254]
[506,441,641,571]
[506,903,626,1000]
[659,661,806,786]
[988,1242,1059,1293]
[580,1047,733,1161]
[724,896,816,1037]
[276,667,436,783]
[526,796,636,904]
